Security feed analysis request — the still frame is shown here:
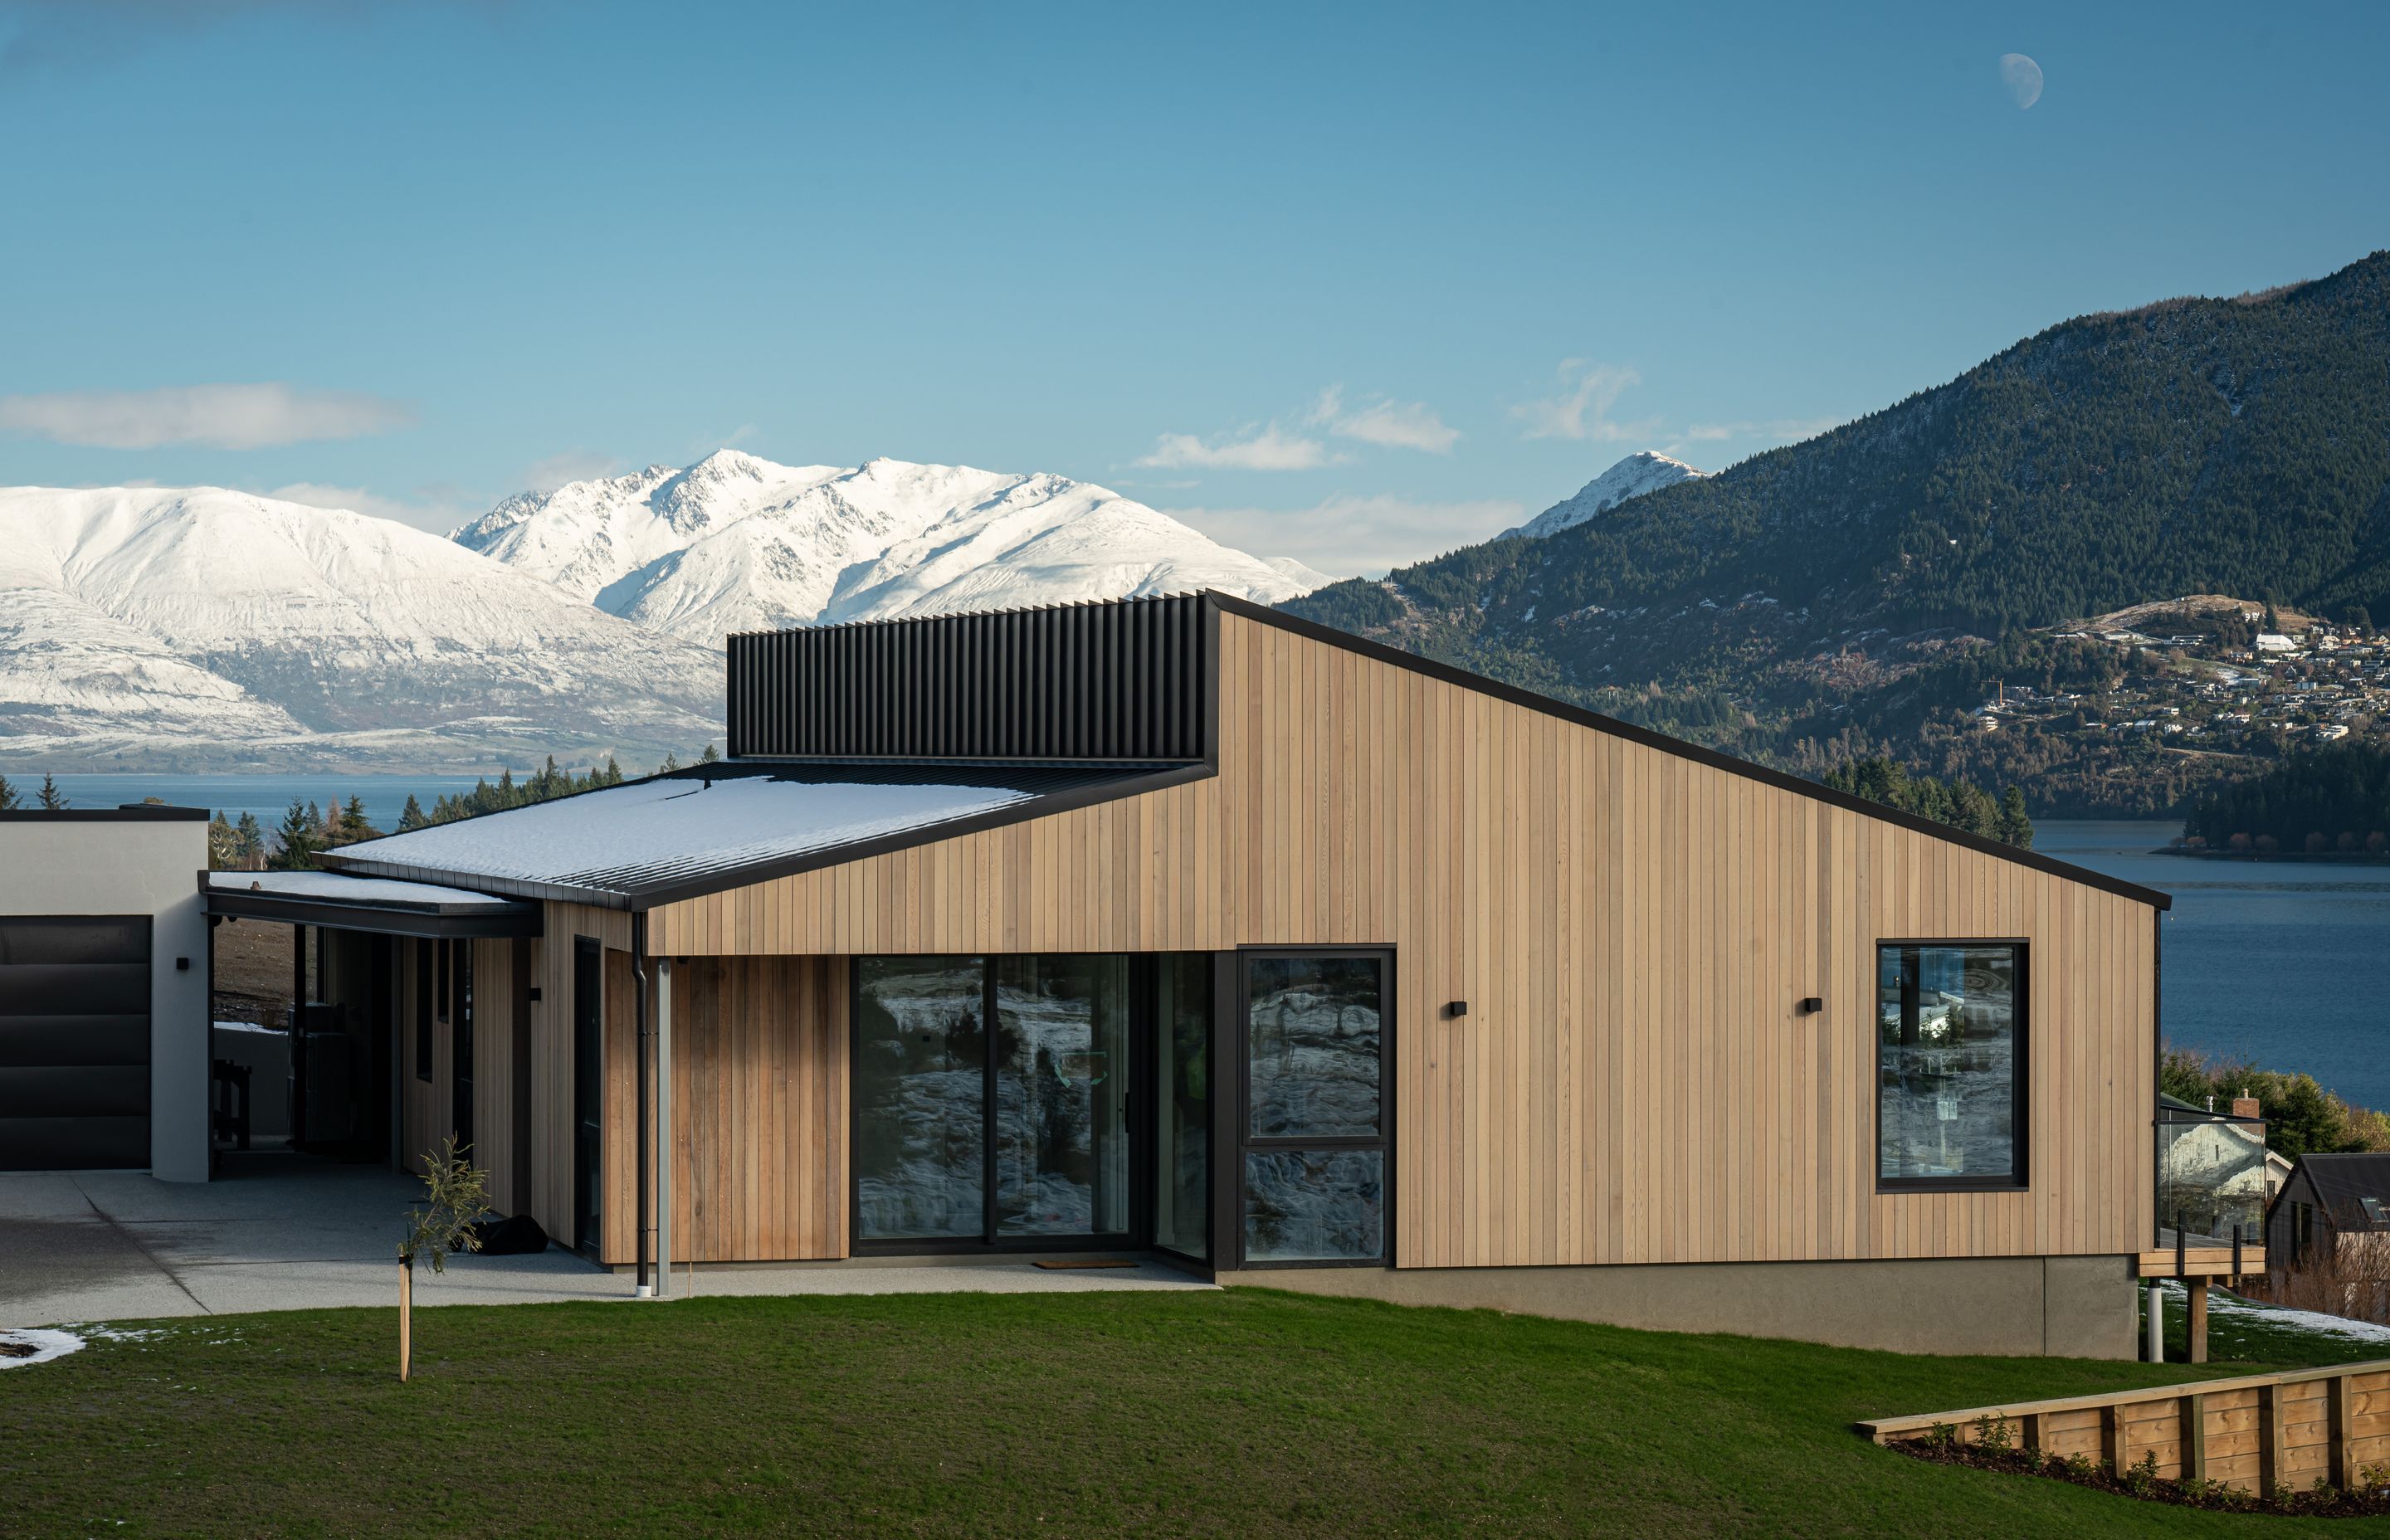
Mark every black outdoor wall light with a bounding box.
[1446,1001,1469,1019]
[1797,996,1823,1015]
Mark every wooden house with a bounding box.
[202,592,2180,1356]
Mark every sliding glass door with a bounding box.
[855,953,1154,1250]
[853,957,988,1241]
[995,955,1129,1237]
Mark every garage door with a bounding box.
[0,916,151,1170]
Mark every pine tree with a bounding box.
[659,751,681,773]
[37,774,67,811]
[275,798,321,870]
[234,811,265,869]
[602,755,623,786]
[397,793,429,832]
[339,794,377,844]
[1997,786,2035,850]
[700,742,720,763]
[207,811,239,869]
[0,773,17,811]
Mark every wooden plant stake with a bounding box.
[396,1135,491,1382]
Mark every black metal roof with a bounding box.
[2278,1153,2390,1233]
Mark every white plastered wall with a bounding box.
[0,818,212,1181]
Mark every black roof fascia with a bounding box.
[201,880,542,939]
[1206,591,2175,912]
[1,805,211,822]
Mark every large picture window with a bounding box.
[1877,943,2025,1189]
[1237,951,1390,1266]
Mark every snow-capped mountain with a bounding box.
[1500,451,1710,540]
[455,451,1330,642]
[0,486,722,770]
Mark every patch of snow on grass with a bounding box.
[2163,1280,2390,1344]
[0,1328,85,1368]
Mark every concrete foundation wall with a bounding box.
[1221,1253,2140,1358]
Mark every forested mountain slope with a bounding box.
[1290,251,2390,808]
[1289,252,2390,747]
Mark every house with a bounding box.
[0,804,211,1179]
[189,592,2178,1357]
[2267,1152,2390,1270]
[2154,1092,2268,1245]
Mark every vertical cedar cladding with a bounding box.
[727,594,1211,761]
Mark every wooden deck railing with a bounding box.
[1858,1361,2390,1493]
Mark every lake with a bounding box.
[2037,821,2390,1113]
[32,773,491,836]
[19,783,2387,1111]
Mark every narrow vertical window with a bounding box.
[1876,943,2025,1188]
[1153,953,1211,1260]
[1238,951,1390,1265]
[414,942,433,1082]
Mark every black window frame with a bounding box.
[1874,938,2030,1194]
[1230,946,1396,1270]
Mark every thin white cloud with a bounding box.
[520,449,622,491]
[266,480,471,535]
[1509,361,1657,443]
[1309,386,1459,454]
[1682,416,1844,444]
[0,383,413,450]
[1135,425,1334,471]
[1167,494,1527,580]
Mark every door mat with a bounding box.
[1032,1259,1139,1270]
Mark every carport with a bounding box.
[199,871,540,1177]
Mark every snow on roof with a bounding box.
[205,869,521,910]
[322,764,1140,902]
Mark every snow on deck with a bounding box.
[328,772,1037,897]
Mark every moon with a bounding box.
[2000,52,2044,110]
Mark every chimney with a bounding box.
[2231,1092,2261,1120]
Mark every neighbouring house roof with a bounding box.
[0,804,209,822]
[319,761,1200,908]
[2158,1093,2264,1122]
[202,868,542,938]
[2275,1153,2390,1233]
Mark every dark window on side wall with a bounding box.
[1876,943,2025,1189]
[1238,951,1390,1265]
[414,942,433,1082]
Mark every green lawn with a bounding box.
[9,1288,2390,1539]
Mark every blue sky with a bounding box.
[1,1,2385,576]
